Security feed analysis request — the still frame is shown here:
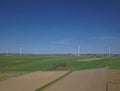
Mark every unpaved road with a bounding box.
[44,68,107,91]
[77,58,103,61]
[0,71,68,91]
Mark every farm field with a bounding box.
[43,68,107,91]
[0,1,119,91]
[0,55,120,80]
[0,71,68,91]
[0,55,120,91]
[0,55,76,80]
[0,55,98,80]
[108,69,120,91]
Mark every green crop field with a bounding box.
[0,55,120,80]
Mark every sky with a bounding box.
[0,0,120,54]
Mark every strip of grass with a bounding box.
[106,83,108,91]
[0,55,120,72]
[35,71,72,91]
[0,55,76,71]
[0,55,120,81]
[67,56,120,70]
[0,71,28,80]
[0,55,76,80]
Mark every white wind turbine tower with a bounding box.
[108,46,111,56]
[77,44,80,57]
[6,50,8,56]
[20,48,22,56]
[74,46,77,56]
[34,48,38,55]
[101,51,104,57]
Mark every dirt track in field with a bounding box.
[0,71,68,91]
[108,69,120,91]
[78,58,103,61]
[44,68,107,91]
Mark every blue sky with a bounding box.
[0,0,120,54]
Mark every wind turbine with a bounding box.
[20,48,22,56]
[74,46,77,56]
[101,51,104,57]
[77,44,80,57]
[108,46,111,56]
[6,50,9,56]
[34,48,38,55]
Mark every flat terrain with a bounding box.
[43,68,107,91]
[0,55,120,73]
[0,71,68,91]
[0,55,120,91]
[0,68,120,91]
[108,70,120,91]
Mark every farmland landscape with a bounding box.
[0,0,120,91]
[0,55,120,91]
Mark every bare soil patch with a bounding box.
[108,69,120,91]
[48,62,72,71]
[0,71,68,91]
[44,68,107,91]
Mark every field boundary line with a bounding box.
[106,82,108,91]
[35,71,72,91]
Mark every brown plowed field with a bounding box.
[0,71,68,91]
[0,69,119,91]
[108,70,120,91]
[44,68,107,91]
